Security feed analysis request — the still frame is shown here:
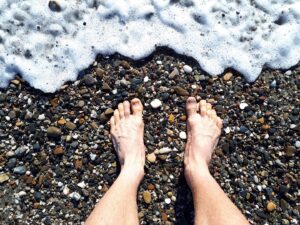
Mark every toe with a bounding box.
[200,100,207,116]
[124,101,130,118]
[110,116,115,132]
[186,97,197,116]
[118,103,125,119]
[114,109,120,124]
[217,117,223,129]
[206,103,212,111]
[210,109,217,121]
[131,98,143,116]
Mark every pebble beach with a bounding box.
[0,52,299,224]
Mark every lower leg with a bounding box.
[184,97,249,225]
[85,99,145,225]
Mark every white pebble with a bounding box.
[63,186,70,195]
[156,60,162,65]
[77,181,86,189]
[290,124,296,129]
[90,110,97,118]
[239,102,248,110]
[224,127,231,134]
[143,76,149,83]
[112,89,117,94]
[69,192,81,201]
[90,153,97,161]
[171,196,176,202]
[157,147,172,154]
[18,191,27,197]
[179,131,187,139]
[38,114,45,120]
[57,182,63,187]
[296,141,300,148]
[183,65,192,73]
[285,70,292,75]
[165,198,171,204]
[257,185,262,192]
[150,99,162,109]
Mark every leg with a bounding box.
[184,97,249,225]
[85,98,145,225]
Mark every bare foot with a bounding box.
[184,97,223,189]
[110,98,145,181]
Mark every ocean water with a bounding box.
[0,0,300,92]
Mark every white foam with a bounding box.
[0,0,300,92]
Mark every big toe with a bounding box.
[186,97,197,116]
[131,98,143,116]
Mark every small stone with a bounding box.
[223,72,233,81]
[47,126,62,138]
[0,174,9,183]
[57,118,66,126]
[165,198,171,204]
[75,158,83,170]
[53,146,64,155]
[69,192,81,201]
[7,158,17,169]
[104,108,114,116]
[150,99,162,109]
[267,201,276,212]
[262,124,270,130]
[285,146,296,157]
[146,153,156,163]
[63,186,70,195]
[78,100,85,107]
[169,68,179,79]
[77,181,86,189]
[120,60,131,69]
[239,102,248,110]
[295,141,300,148]
[11,79,20,85]
[179,131,187,139]
[147,184,155,190]
[168,114,175,123]
[157,147,172,154]
[143,191,151,204]
[162,212,168,221]
[174,86,189,96]
[65,121,76,130]
[13,166,26,175]
[258,117,265,124]
[83,74,96,86]
[102,82,111,91]
[183,65,192,73]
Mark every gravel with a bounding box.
[0,52,299,224]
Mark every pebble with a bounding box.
[63,185,70,195]
[267,201,277,212]
[47,126,62,138]
[223,72,233,81]
[183,65,192,73]
[165,198,171,204]
[69,192,81,201]
[77,181,86,189]
[295,141,300,148]
[146,153,156,163]
[174,86,189,96]
[83,74,96,86]
[104,108,114,116]
[65,121,76,130]
[179,131,187,139]
[13,166,26,175]
[78,100,85,107]
[150,99,162,109]
[53,146,64,155]
[285,146,296,157]
[156,147,172,154]
[143,191,151,204]
[239,102,249,110]
[0,173,9,183]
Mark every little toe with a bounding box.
[186,97,197,116]
[217,117,223,129]
[200,100,207,117]
[110,116,115,132]
[124,101,130,118]
[114,109,120,124]
[131,98,143,116]
[118,103,125,119]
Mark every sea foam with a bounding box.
[0,0,300,92]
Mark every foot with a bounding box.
[110,98,145,182]
[184,97,223,189]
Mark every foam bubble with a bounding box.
[0,0,300,92]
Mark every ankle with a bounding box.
[120,164,144,184]
[184,161,212,191]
